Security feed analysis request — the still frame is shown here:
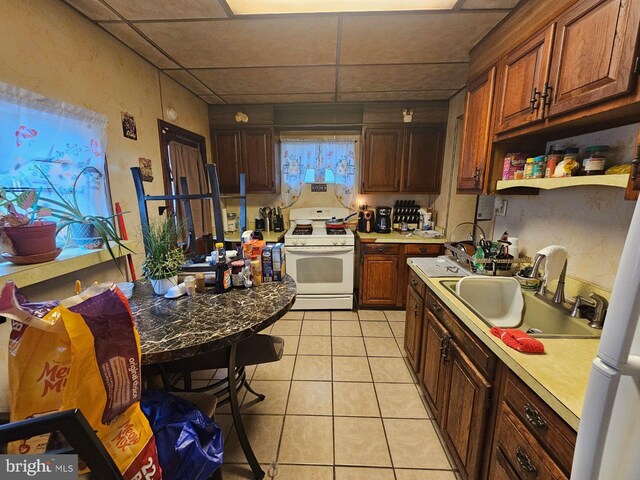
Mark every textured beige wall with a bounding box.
[433,90,477,236]
[0,0,210,410]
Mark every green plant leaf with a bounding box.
[15,190,38,211]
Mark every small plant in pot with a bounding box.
[36,166,132,266]
[141,216,186,295]
[0,188,58,263]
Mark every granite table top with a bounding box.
[131,275,296,365]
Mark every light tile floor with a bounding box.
[208,310,460,480]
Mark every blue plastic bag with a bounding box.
[141,390,223,480]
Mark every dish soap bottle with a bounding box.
[215,242,231,293]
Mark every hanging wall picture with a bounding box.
[139,157,154,182]
[121,111,137,140]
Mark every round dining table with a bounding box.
[130,275,296,480]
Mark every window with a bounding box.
[0,82,111,239]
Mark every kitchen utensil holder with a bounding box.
[444,242,532,276]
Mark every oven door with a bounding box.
[286,246,354,295]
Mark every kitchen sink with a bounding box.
[440,279,602,339]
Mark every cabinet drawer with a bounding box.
[407,269,426,298]
[363,244,400,255]
[426,290,496,379]
[496,403,567,480]
[405,244,443,256]
[504,372,576,474]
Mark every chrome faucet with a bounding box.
[569,293,608,329]
[531,253,568,306]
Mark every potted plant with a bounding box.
[0,187,57,262]
[36,166,132,266]
[141,216,185,295]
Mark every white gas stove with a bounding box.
[285,207,355,310]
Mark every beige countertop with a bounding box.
[408,258,599,431]
[357,231,447,244]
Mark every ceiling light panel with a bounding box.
[226,0,457,15]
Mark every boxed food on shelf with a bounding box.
[262,244,274,282]
[271,243,286,281]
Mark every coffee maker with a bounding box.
[375,206,392,234]
[358,209,375,233]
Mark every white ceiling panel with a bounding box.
[192,67,336,95]
[339,64,469,92]
[99,22,178,68]
[136,17,339,68]
[338,90,458,102]
[65,0,119,21]
[164,70,212,95]
[462,0,521,9]
[103,0,229,20]
[220,93,336,104]
[340,12,508,64]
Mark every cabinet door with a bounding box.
[401,125,445,193]
[241,128,275,193]
[547,0,640,117]
[457,67,496,194]
[494,25,555,133]
[212,129,241,193]
[404,287,424,372]
[625,131,640,200]
[441,340,492,480]
[360,254,399,305]
[361,127,403,192]
[491,448,520,480]
[420,312,449,420]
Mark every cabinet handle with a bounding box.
[540,82,553,111]
[414,304,419,317]
[419,247,428,253]
[377,247,386,252]
[411,278,418,286]
[432,302,442,312]
[515,447,537,475]
[524,403,547,430]
[529,87,541,113]
[440,335,451,362]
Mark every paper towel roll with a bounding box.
[508,236,519,259]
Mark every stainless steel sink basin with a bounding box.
[440,280,601,339]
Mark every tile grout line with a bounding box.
[330,311,337,480]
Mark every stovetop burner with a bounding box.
[326,228,347,235]
[292,225,313,235]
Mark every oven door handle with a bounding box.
[286,247,354,254]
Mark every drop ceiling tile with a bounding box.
[199,94,227,104]
[99,22,178,68]
[164,70,212,94]
[136,17,339,68]
[462,0,520,8]
[338,90,458,102]
[103,0,228,20]
[65,0,119,21]
[221,93,335,104]
[192,67,335,95]
[339,64,468,92]
[340,12,508,64]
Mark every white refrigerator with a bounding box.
[571,199,640,479]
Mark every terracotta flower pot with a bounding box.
[2,221,57,256]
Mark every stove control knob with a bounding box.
[293,240,299,246]
[340,239,347,246]
[333,239,338,245]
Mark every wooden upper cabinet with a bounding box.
[241,128,275,193]
[211,127,275,194]
[457,67,496,194]
[361,127,403,192]
[547,0,640,117]
[402,125,445,193]
[494,25,555,133]
[212,129,242,193]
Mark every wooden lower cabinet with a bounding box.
[404,273,577,479]
[404,286,424,372]
[360,254,399,305]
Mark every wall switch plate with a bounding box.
[495,199,508,216]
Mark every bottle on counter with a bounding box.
[215,242,231,293]
[250,255,262,286]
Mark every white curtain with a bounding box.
[0,81,110,220]
[280,139,357,208]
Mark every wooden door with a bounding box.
[442,340,492,480]
[401,125,445,193]
[547,0,640,117]
[360,254,399,305]
[404,287,424,372]
[420,312,449,420]
[494,25,555,133]
[361,127,403,192]
[457,67,496,194]
[212,129,241,193]
[241,128,275,193]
